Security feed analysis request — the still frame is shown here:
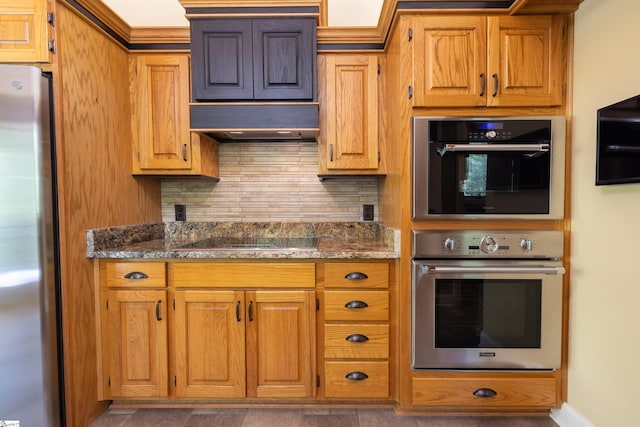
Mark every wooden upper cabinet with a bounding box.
[0,0,52,62]
[319,54,383,174]
[190,18,316,101]
[101,289,168,398]
[410,15,565,108]
[130,53,219,178]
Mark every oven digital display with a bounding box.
[477,122,504,130]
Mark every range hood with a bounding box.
[190,102,319,142]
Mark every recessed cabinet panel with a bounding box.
[0,0,51,62]
[191,19,254,100]
[191,18,315,101]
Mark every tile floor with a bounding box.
[89,408,560,427]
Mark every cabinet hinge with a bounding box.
[408,28,413,42]
[316,375,320,388]
[378,152,381,163]
[47,40,56,54]
[105,299,108,310]
[316,298,320,311]
[47,12,55,26]
[408,86,413,99]
[377,63,381,75]
[173,298,176,310]
[174,376,177,387]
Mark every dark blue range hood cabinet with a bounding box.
[187,10,319,142]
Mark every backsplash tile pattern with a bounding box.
[161,142,380,222]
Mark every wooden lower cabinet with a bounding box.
[100,289,169,398]
[173,289,316,399]
[412,376,558,408]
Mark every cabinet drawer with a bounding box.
[105,262,166,288]
[324,263,389,288]
[324,291,388,321]
[171,263,315,288]
[324,324,389,359]
[412,377,558,408]
[324,361,389,399]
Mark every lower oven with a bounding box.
[412,230,565,370]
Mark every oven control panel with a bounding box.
[413,230,564,259]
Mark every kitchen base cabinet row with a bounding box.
[94,259,558,411]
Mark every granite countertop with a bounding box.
[87,222,400,259]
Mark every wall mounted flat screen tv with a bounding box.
[596,95,640,185]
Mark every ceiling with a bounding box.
[101,0,189,27]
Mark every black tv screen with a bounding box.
[596,95,640,185]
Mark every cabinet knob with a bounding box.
[345,271,368,280]
[344,300,368,309]
[345,371,369,381]
[124,271,149,280]
[473,388,497,398]
[345,334,369,343]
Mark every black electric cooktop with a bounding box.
[176,236,319,251]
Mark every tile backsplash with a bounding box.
[161,142,380,222]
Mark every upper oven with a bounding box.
[412,116,566,219]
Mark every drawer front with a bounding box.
[324,290,388,321]
[324,263,389,289]
[324,361,389,399]
[324,324,389,359]
[171,263,315,288]
[412,377,558,408]
[105,262,166,288]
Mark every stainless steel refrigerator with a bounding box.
[0,65,64,426]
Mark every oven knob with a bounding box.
[485,130,497,139]
[480,236,498,253]
[520,239,533,251]
[444,238,455,252]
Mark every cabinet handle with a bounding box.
[329,144,334,162]
[155,300,162,321]
[345,334,369,343]
[492,74,499,97]
[344,300,368,309]
[235,300,241,322]
[473,388,497,398]
[479,73,486,97]
[124,271,148,280]
[248,300,253,322]
[345,271,368,280]
[345,371,369,381]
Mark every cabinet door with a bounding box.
[246,290,316,398]
[324,55,380,170]
[252,18,315,100]
[130,54,192,172]
[174,290,246,398]
[0,0,51,62]
[487,15,564,107]
[101,290,168,398]
[411,16,487,107]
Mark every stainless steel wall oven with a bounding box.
[412,230,564,370]
[412,116,566,219]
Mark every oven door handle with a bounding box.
[424,266,565,275]
[437,143,550,156]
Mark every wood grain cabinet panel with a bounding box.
[174,290,246,398]
[320,54,380,171]
[0,0,52,62]
[100,289,168,398]
[412,377,558,408]
[324,290,389,322]
[410,15,564,107]
[324,324,389,359]
[324,361,389,399]
[130,53,219,178]
[324,262,389,289]
[105,261,166,288]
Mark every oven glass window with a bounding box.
[428,146,551,215]
[434,279,542,348]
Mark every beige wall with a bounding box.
[161,142,379,222]
[570,0,640,425]
[327,0,383,26]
